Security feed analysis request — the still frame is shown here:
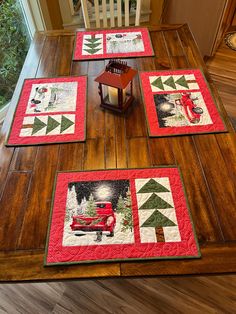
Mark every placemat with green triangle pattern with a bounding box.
[6,76,87,146]
[139,69,226,137]
[45,167,200,265]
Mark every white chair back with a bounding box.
[81,0,142,28]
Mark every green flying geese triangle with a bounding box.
[138,179,170,193]
[85,37,101,44]
[151,77,164,90]
[140,193,173,210]
[151,76,189,90]
[163,76,176,89]
[175,75,189,89]
[60,115,74,133]
[83,48,102,55]
[32,117,47,135]
[46,116,60,134]
[141,209,176,227]
[84,43,101,49]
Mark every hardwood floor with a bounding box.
[0,275,236,313]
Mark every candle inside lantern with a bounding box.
[95,59,137,113]
[108,86,126,105]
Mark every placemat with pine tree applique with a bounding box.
[139,69,227,137]
[45,167,200,266]
[73,28,154,60]
[6,76,87,146]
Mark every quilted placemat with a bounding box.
[6,76,87,146]
[140,69,227,137]
[73,28,154,60]
[45,167,200,265]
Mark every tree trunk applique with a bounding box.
[141,207,176,242]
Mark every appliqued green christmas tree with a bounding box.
[30,115,74,135]
[151,75,194,90]
[138,179,176,242]
[83,35,102,55]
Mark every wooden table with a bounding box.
[1,24,236,282]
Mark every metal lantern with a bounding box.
[95,59,137,113]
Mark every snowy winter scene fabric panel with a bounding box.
[63,180,134,247]
[6,76,87,146]
[106,31,145,54]
[73,28,154,60]
[45,168,200,265]
[140,69,226,137]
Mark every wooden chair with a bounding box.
[80,0,142,28]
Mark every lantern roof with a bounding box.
[95,60,137,89]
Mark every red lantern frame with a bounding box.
[95,60,137,113]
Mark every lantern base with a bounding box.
[100,96,134,113]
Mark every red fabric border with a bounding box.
[7,76,87,145]
[46,168,199,264]
[73,28,154,60]
[139,69,226,136]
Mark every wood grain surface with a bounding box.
[1,275,236,313]
[0,24,236,281]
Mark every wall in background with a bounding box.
[163,0,229,56]
[34,0,63,30]
[44,0,63,29]
[213,0,236,51]
[150,0,164,25]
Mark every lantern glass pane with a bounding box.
[107,86,120,106]
[101,84,108,102]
